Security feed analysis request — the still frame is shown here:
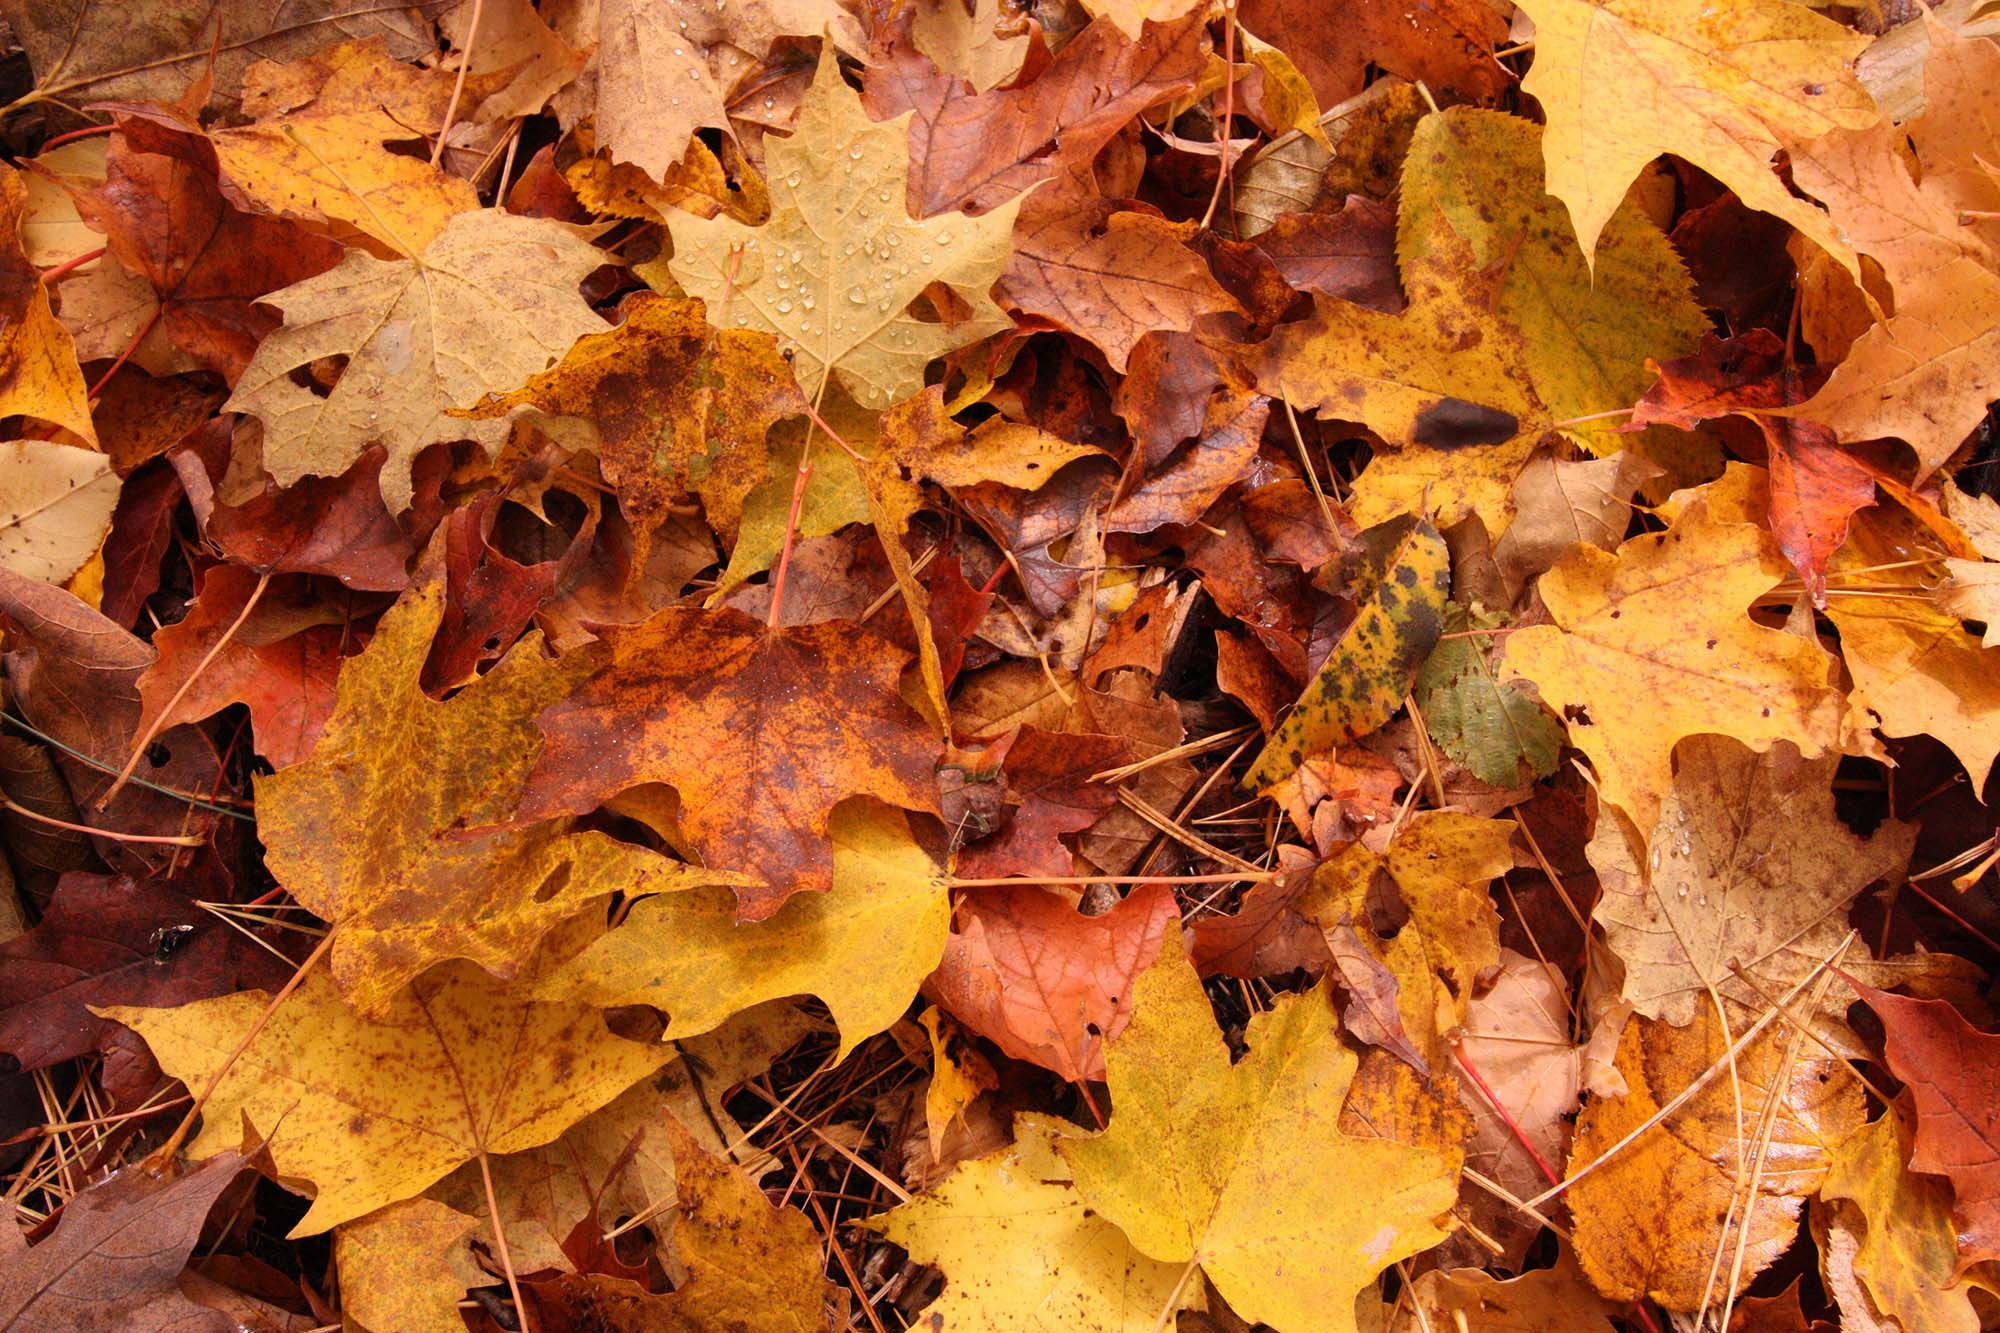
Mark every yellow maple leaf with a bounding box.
[1255,108,1705,533]
[532,799,950,1061]
[334,1199,482,1333]
[256,573,740,1016]
[864,1114,1203,1331]
[655,45,1019,408]
[224,208,610,511]
[1056,932,1459,1333]
[1500,495,1846,834]
[98,961,671,1236]
[1515,0,1878,269]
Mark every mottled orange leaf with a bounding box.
[519,605,941,919]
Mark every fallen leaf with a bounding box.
[463,292,804,554]
[517,605,940,918]
[0,166,94,444]
[1855,984,2000,1266]
[224,208,609,511]
[134,566,347,767]
[863,1113,1203,1331]
[927,881,1178,1083]
[256,573,731,1013]
[1244,514,1449,791]
[0,1150,245,1333]
[74,118,347,381]
[1413,602,1563,788]
[1514,0,1877,268]
[532,800,950,1060]
[658,45,1018,408]
[100,957,673,1235]
[1500,495,1845,833]
[0,440,119,585]
[1568,1009,1864,1309]
[1237,0,1508,106]
[334,1198,482,1333]
[1394,1255,1620,1332]
[1256,108,1706,533]
[0,0,443,117]
[1057,931,1459,1333]
[0,872,287,1071]
[647,1117,836,1330]
[954,727,1130,879]
[1589,736,1915,1026]
[1818,1110,1982,1333]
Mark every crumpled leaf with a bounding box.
[100,957,673,1236]
[224,208,610,511]
[1501,494,1845,835]
[863,1114,1202,1331]
[1514,0,1877,268]
[1256,108,1706,533]
[657,45,1018,408]
[0,1150,246,1333]
[517,605,940,919]
[533,800,949,1061]
[1244,514,1449,791]
[927,882,1178,1083]
[0,440,119,585]
[1057,931,1459,1333]
[1589,736,1915,1026]
[257,573,733,1014]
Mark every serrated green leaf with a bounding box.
[1415,603,1563,787]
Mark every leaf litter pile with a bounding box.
[3,0,2000,1329]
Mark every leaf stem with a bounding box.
[433,0,486,167]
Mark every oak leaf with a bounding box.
[1588,737,1915,1026]
[864,1114,1203,1331]
[532,800,949,1060]
[0,1151,246,1333]
[1057,932,1459,1333]
[658,45,1018,408]
[1256,108,1706,533]
[1500,495,1846,834]
[100,959,672,1235]
[256,573,735,1014]
[1514,0,1878,268]
[224,208,610,512]
[927,882,1178,1083]
[517,605,941,919]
